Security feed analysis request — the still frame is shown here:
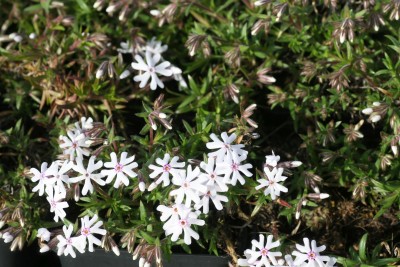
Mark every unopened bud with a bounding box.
[291,161,302,167]
[158,112,167,119]
[138,181,146,192]
[139,257,146,267]
[362,107,373,115]
[371,114,382,123]
[39,244,50,253]
[392,145,398,156]
[148,182,157,191]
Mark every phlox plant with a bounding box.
[2,0,400,266]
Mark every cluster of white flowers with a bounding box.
[37,214,107,258]
[153,132,252,245]
[238,235,337,267]
[25,117,331,264]
[29,117,141,256]
[119,37,187,90]
[31,127,139,222]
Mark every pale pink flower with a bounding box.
[199,157,228,192]
[255,167,288,200]
[206,132,247,163]
[169,165,207,207]
[245,234,282,266]
[148,154,185,190]
[131,50,172,90]
[101,152,138,188]
[30,162,57,196]
[216,152,253,186]
[70,156,105,195]
[80,214,107,252]
[292,238,331,267]
[59,130,90,161]
[45,160,72,196]
[194,185,228,214]
[57,225,85,258]
[46,187,69,222]
[164,206,205,245]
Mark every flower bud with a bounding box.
[362,107,373,115]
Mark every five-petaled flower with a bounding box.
[59,130,90,161]
[79,214,107,252]
[245,234,282,266]
[101,152,138,188]
[292,238,331,267]
[70,156,105,195]
[163,206,205,245]
[148,153,185,190]
[46,187,69,222]
[255,167,288,200]
[57,224,85,258]
[206,132,247,163]
[131,50,172,90]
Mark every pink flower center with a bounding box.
[81,227,91,236]
[148,66,155,73]
[163,164,171,172]
[307,251,316,260]
[72,142,77,149]
[210,173,215,180]
[206,191,211,196]
[231,163,239,171]
[179,219,188,227]
[50,200,57,208]
[85,173,89,177]
[115,163,123,173]
[66,238,73,245]
[183,182,189,188]
[260,248,269,256]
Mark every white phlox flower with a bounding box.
[255,167,288,200]
[170,165,207,207]
[30,162,57,196]
[216,151,253,186]
[238,249,257,266]
[245,234,282,266]
[199,157,228,192]
[57,224,85,258]
[70,156,105,196]
[292,238,332,267]
[194,185,228,214]
[143,37,168,58]
[163,206,205,245]
[74,117,94,132]
[148,153,185,190]
[46,187,69,222]
[157,203,186,230]
[265,151,280,167]
[2,232,14,243]
[80,214,107,252]
[206,132,247,163]
[59,130,90,161]
[131,50,173,90]
[171,65,188,88]
[117,41,134,54]
[101,152,138,188]
[45,160,72,197]
[37,228,51,242]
